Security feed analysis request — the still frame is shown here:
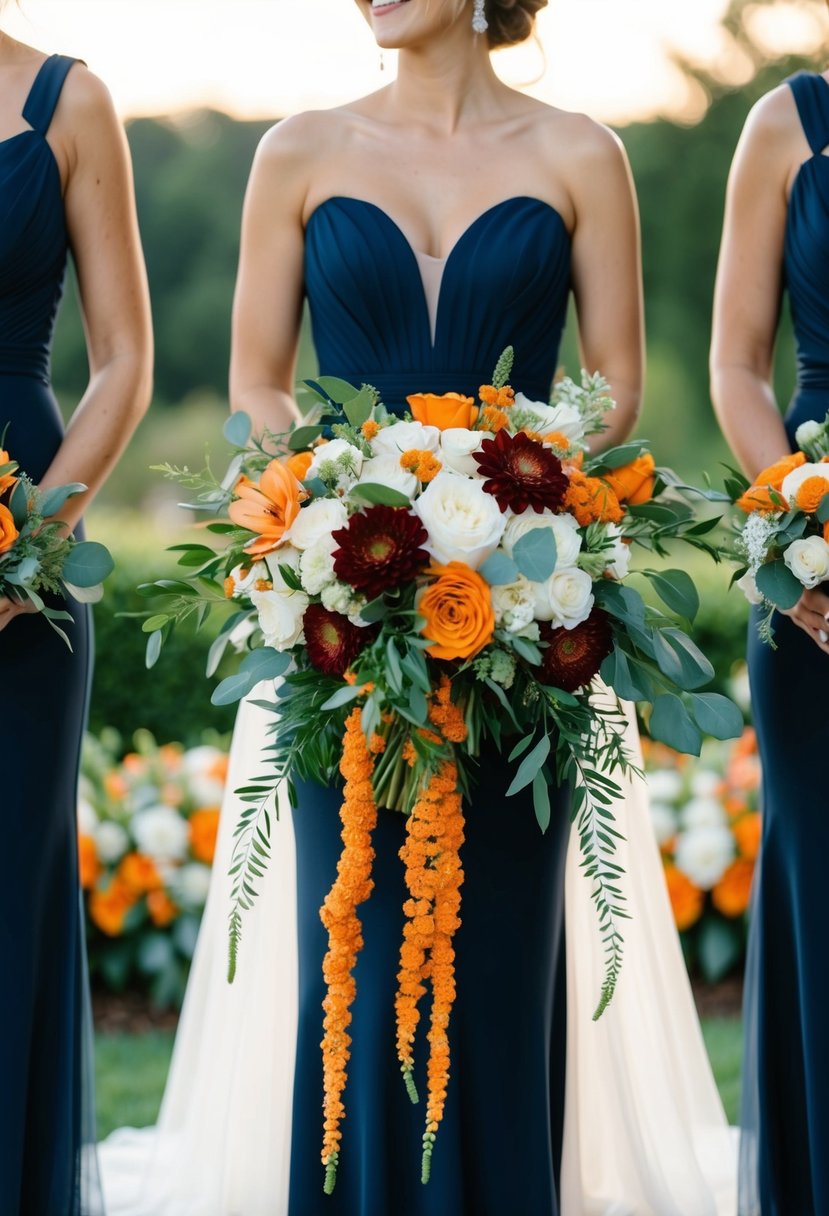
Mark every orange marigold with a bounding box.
[663,864,704,932]
[479,383,515,409]
[712,857,755,918]
[733,812,761,861]
[147,889,179,928]
[564,470,624,526]
[479,406,510,433]
[400,449,442,483]
[189,808,221,864]
[78,834,100,890]
[89,877,137,937]
[361,419,380,440]
[118,852,163,896]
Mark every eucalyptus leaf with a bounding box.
[343,386,375,429]
[315,376,361,405]
[513,529,558,582]
[211,671,254,706]
[506,733,551,797]
[649,693,702,756]
[600,647,653,702]
[223,411,252,448]
[479,551,520,586]
[145,629,164,670]
[644,568,700,622]
[38,482,87,518]
[350,482,411,508]
[62,541,115,588]
[239,647,291,682]
[533,769,552,832]
[289,425,325,451]
[755,559,803,610]
[688,692,744,741]
[590,441,648,471]
[63,581,105,604]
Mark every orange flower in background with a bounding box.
[419,562,495,661]
[122,753,145,774]
[712,858,755,918]
[89,877,137,937]
[228,459,304,555]
[118,852,162,896]
[208,753,229,784]
[189,808,221,865]
[736,485,786,514]
[78,834,100,890]
[564,470,624,526]
[602,452,656,506]
[147,889,178,928]
[733,726,757,757]
[0,502,19,554]
[795,475,829,514]
[160,743,183,771]
[664,864,704,931]
[407,392,478,432]
[104,771,128,801]
[734,812,762,861]
[0,448,17,495]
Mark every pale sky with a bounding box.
[3,0,826,124]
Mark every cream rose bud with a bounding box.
[780,461,829,506]
[784,535,829,588]
[512,392,585,442]
[285,498,347,551]
[502,510,581,568]
[355,454,419,499]
[439,428,494,477]
[307,438,363,489]
[492,577,536,633]
[531,566,594,628]
[371,420,440,457]
[795,420,823,449]
[413,471,505,569]
[250,585,308,650]
[602,523,631,579]
[735,570,764,606]
[299,538,338,595]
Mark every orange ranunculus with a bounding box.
[755,450,806,491]
[407,392,478,432]
[663,864,704,932]
[795,474,829,513]
[736,485,787,514]
[0,502,18,554]
[118,851,162,896]
[147,889,179,928]
[712,857,755,918]
[88,876,137,937]
[733,811,762,861]
[78,834,100,890]
[286,450,313,481]
[189,808,221,864]
[228,459,304,556]
[0,449,17,496]
[602,452,656,505]
[564,470,624,526]
[419,562,494,661]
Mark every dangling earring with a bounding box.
[379,49,385,72]
[472,0,488,34]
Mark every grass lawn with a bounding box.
[95,1016,743,1138]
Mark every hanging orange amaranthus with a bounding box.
[319,706,378,1195]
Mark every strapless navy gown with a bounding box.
[287,196,573,1216]
[740,73,829,1216]
[0,55,102,1214]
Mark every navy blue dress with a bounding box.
[288,197,573,1216]
[0,55,102,1215]
[740,73,829,1216]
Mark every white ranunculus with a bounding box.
[229,561,269,596]
[307,438,363,490]
[132,805,190,864]
[355,454,419,500]
[601,523,631,580]
[321,580,357,616]
[647,768,683,804]
[795,419,823,450]
[94,821,130,864]
[492,577,536,633]
[371,421,440,458]
[784,535,829,589]
[512,392,586,442]
[780,461,829,506]
[736,570,764,606]
[530,566,594,628]
[173,862,212,910]
[502,510,582,568]
[285,498,347,551]
[674,824,735,889]
[250,586,308,650]
[77,796,98,836]
[681,796,726,831]
[649,802,678,846]
[414,471,505,569]
[299,538,338,595]
[439,428,493,477]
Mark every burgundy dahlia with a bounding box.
[303,604,375,678]
[473,430,569,514]
[332,505,429,600]
[538,609,614,693]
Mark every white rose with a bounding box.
[94,821,129,864]
[512,392,585,442]
[285,498,347,551]
[307,438,363,490]
[229,561,269,596]
[250,586,308,650]
[531,566,594,628]
[439,428,493,477]
[502,510,581,569]
[780,461,829,506]
[414,471,505,569]
[132,805,190,865]
[736,570,764,605]
[371,420,440,458]
[649,802,678,847]
[681,796,726,831]
[601,523,631,580]
[299,539,338,595]
[77,796,98,836]
[492,577,536,633]
[784,535,829,589]
[355,454,419,500]
[674,825,734,889]
[173,862,213,910]
[647,768,683,803]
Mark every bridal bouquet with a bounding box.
[0,439,113,644]
[730,411,829,642]
[142,349,738,1190]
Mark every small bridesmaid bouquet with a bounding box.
[729,411,829,643]
[0,440,114,646]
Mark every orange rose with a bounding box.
[663,864,704,932]
[286,450,313,481]
[88,876,137,937]
[736,485,787,514]
[0,449,18,496]
[0,502,18,554]
[118,851,162,896]
[228,459,304,556]
[795,474,829,514]
[189,808,221,865]
[602,453,656,506]
[407,392,478,431]
[147,889,179,928]
[78,834,100,890]
[754,451,806,491]
[564,471,624,526]
[419,562,495,660]
[712,857,754,918]
[733,812,761,861]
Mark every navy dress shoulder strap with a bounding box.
[22,54,79,134]
[787,71,829,155]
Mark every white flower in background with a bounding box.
[511,392,586,443]
[780,461,829,506]
[77,796,98,835]
[355,454,418,500]
[439,428,493,477]
[228,561,269,597]
[182,746,226,806]
[285,498,347,551]
[173,862,212,910]
[647,768,683,803]
[250,586,308,651]
[675,824,735,889]
[321,580,359,617]
[729,663,752,714]
[228,616,257,652]
[681,796,726,831]
[649,802,678,846]
[371,421,440,458]
[307,438,363,491]
[690,769,722,798]
[795,420,823,449]
[530,566,594,628]
[502,510,582,569]
[492,577,536,633]
[94,820,130,865]
[784,535,829,588]
[601,523,631,580]
[736,570,764,606]
[182,745,224,777]
[132,804,190,864]
[299,539,338,596]
[414,471,505,569]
